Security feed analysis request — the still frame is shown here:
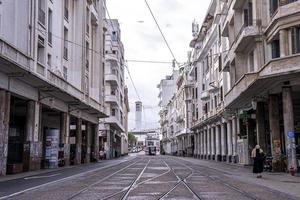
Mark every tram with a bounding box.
[145,135,159,155]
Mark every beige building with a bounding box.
[0,0,107,175]
[188,0,300,172]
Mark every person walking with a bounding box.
[251,145,265,178]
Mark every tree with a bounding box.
[128,132,137,147]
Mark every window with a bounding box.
[47,54,52,68]
[288,0,298,3]
[194,66,198,81]
[218,55,222,72]
[220,86,223,102]
[48,9,53,45]
[63,66,68,80]
[111,108,116,116]
[37,36,45,64]
[38,0,46,25]
[86,41,89,71]
[112,31,118,41]
[64,27,68,60]
[291,26,300,54]
[271,38,280,59]
[248,51,254,72]
[86,8,90,35]
[64,0,69,20]
[269,0,278,16]
[244,1,253,27]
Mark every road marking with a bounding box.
[24,173,61,180]
[0,158,137,200]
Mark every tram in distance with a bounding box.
[145,136,159,156]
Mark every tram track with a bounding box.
[158,159,202,200]
[65,159,143,200]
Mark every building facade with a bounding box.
[0,0,107,175]
[102,19,126,159]
[159,0,300,173]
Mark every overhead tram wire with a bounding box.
[144,0,180,67]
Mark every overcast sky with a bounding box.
[107,0,211,130]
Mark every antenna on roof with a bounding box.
[192,19,199,38]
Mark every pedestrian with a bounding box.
[251,145,265,178]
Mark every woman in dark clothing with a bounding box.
[251,145,264,178]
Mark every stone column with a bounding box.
[0,91,11,176]
[269,95,282,171]
[280,29,289,57]
[24,101,42,171]
[204,130,207,159]
[93,123,99,161]
[227,120,232,162]
[85,122,92,163]
[207,128,211,159]
[200,131,203,158]
[211,127,215,160]
[198,132,201,158]
[282,87,297,171]
[232,117,238,163]
[75,118,82,165]
[256,102,267,152]
[221,122,226,161]
[215,125,221,161]
[61,112,70,166]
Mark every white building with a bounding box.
[102,19,126,159]
[0,0,106,175]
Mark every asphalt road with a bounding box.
[0,154,298,200]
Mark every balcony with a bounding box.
[105,73,118,84]
[200,91,210,101]
[235,23,261,53]
[105,116,125,132]
[105,94,118,104]
[232,0,247,10]
[90,1,99,25]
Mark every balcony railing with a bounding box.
[38,8,45,25]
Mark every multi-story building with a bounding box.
[188,0,300,172]
[0,0,106,175]
[102,19,126,159]
[158,70,178,154]
[122,86,130,155]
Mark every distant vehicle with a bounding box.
[145,137,158,156]
[132,147,137,153]
[147,146,156,155]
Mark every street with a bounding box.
[0,154,299,200]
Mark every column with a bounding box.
[227,120,232,162]
[197,132,201,158]
[282,87,297,171]
[280,29,289,57]
[232,117,238,163]
[0,91,10,176]
[204,130,207,159]
[211,127,215,160]
[75,118,82,165]
[61,112,70,166]
[85,122,92,163]
[200,131,203,158]
[269,95,281,171]
[24,101,42,171]
[221,122,226,161]
[216,125,221,161]
[207,128,211,159]
[93,123,99,161]
[195,133,198,157]
[256,102,267,152]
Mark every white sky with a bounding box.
[107,0,211,130]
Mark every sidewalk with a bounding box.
[179,157,300,198]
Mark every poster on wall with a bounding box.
[45,129,59,169]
